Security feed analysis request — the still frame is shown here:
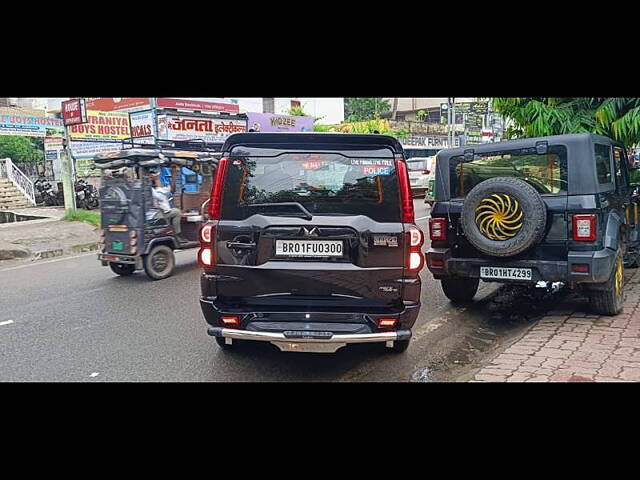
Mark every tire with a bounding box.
[109,262,135,276]
[143,245,175,280]
[389,338,410,353]
[441,277,480,304]
[461,177,547,258]
[589,248,624,316]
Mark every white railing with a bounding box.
[0,158,36,206]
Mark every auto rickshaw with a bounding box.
[92,140,221,280]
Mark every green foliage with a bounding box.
[287,105,308,117]
[312,119,408,139]
[344,98,391,122]
[0,135,44,163]
[491,98,640,147]
[416,110,427,121]
[63,210,101,227]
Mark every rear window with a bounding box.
[407,159,427,170]
[450,146,568,197]
[221,150,401,222]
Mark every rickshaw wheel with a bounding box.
[143,245,175,280]
[109,262,136,276]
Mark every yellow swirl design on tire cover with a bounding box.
[475,193,524,241]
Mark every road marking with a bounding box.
[0,252,97,272]
[89,372,99,378]
[0,320,15,326]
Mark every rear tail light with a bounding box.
[396,158,415,223]
[221,315,240,327]
[198,223,215,268]
[407,225,425,272]
[377,318,398,329]
[428,255,444,268]
[572,264,589,273]
[209,157,229,220]
[423,170,431,175]
[429,218,447,241]
[573,214,596,242]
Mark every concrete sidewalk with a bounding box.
[0,207,99,264]
[473,269,640,382]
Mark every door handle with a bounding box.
[226,241,256,249]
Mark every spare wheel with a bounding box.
[460,177,547,258]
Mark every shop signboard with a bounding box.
[61,99,88,126]
[157,114,247,143]
[0,114,64,137]
[129,110,156,144]
[44,137,65,180]
[157,98,239,114]
[68,110,131,142]
[85,98,152,112]
[246,112,314,132]
[401,135,461,148]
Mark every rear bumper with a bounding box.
[98,253,139,265]
[207,326,411,353]
[426,246,616,286]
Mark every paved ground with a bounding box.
[473,268,640,382]
[0,207,98,265]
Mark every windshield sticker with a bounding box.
[350,158,394,167]
[362,166,392,176]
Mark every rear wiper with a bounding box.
[248,202,313,220]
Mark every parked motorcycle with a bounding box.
[34,178,59,206]
[74,179,99,210]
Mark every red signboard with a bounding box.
[85,98,151,112]
[157,98,239,113]
[62,99,88,126]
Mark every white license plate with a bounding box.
[275,240,343,257]
[480,266,533,281]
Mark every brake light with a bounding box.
[409,227,423,247]
[377,318,398,329]
[209,157,229,220]
[573,214,596,242]
[221,315,240,327]
[396,158,415,223]
[198,223,215,268]
[429,218,447,241]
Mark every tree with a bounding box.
[0,135,44,163]
[287,105,308,117]
[344,98,391,122]
[491,98,640,147]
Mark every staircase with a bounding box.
[0,158,36,209]
[0,178,31,209]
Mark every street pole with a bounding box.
[61,125,76,214]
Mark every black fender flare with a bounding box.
[144,236,178,255]
[604,210,626,252]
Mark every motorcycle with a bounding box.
[34,178,59,206]
[74,179,99,210]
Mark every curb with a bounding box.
[32,242,99,261]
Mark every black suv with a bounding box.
[198,133,424,353]
[427,134,640,316]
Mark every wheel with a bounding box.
[460,177,547,258]
[109,262,135,276]
[389,338,410,353]
[589,248,624,316]
[143,245,175,280]
[441,277,480,304]
[215,336,234,349]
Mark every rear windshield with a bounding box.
[221,150,401,222]
[407,159,427,170]
[449,145,568,198]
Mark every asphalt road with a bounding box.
[0,199,510,382]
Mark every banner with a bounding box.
[62,99,88,126]
[70,141,123,177]
[158,115,247,143]
[157,98,239,113]
[68,110,131,141]
[0,115,64,137]
[246,112,313,132]
[44,137,65,181]
[129,110,156,144]
[85,98,151,112]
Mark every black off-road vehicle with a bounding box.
[199,133,424,353]
[426,133,640,315]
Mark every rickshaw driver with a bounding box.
[150,171,187,244]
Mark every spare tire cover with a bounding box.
[460,177,547,257]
